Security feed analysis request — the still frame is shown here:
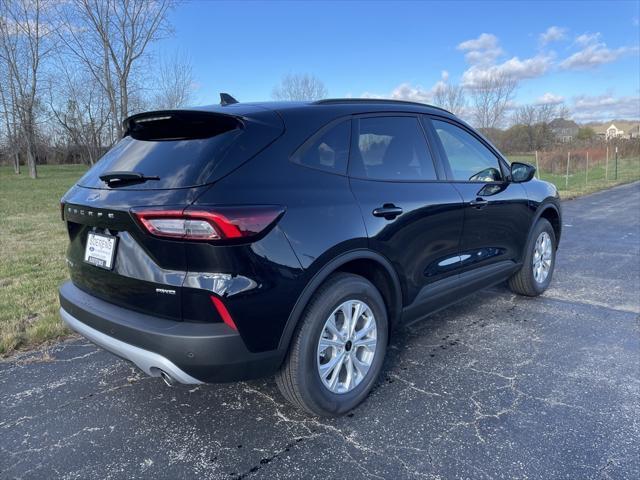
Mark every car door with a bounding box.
[425,116,532,281]
[348,114,466,314]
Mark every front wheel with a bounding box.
[509,218,557,296]
[276,273,388,417]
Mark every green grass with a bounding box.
[0,158,639,356]
[508,154,640,199]
[0,164,87,355]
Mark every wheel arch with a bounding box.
[535,202,562,247]
[277,249,403,355]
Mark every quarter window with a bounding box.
[350,116,437,181]
[431,119,502,182]
[291,120,350,174]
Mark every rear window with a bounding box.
[77,110,282,190]
[290,120,350,174]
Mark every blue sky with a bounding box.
[161,0,640,122]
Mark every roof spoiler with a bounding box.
[122,110,242,140]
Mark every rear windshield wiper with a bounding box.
[99,171,160,186]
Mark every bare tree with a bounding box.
[56,0,173,141]
[0,0,54,178]
[431,83,466,116]
[513,103,563,150]
[152,50,195,109]
[468,73,518,131]
[0,56,21,173]
[272,73,328,101]
[48,57,110,165]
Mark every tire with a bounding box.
[509,218,556,296]
[276,272,388,417]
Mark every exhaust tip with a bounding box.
[159,370,176,387]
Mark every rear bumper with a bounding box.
[59,281,283,383]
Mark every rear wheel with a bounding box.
[509,218,556,296]
[276,273,388,416]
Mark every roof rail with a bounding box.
[313,98,453,114]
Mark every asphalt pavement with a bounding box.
[1,182,639,480]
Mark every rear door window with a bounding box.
[350,116,437,181]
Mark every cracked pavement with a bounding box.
[1,182,639,480]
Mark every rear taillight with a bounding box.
[132,206,284,241]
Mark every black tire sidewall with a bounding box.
[295,274,388,416]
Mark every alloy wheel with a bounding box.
[316,300,378,394]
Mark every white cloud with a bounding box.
[461,54,553,87]
[457,33,499,51]
[570,94,640,122]
[540,26,567,45]
[574,32,601,47]
[389,83,433,103]
[457,33,553,87]
[560,44,635,70]
[535,92,565,105]
[457,33,503,65]
[361,71,451,104]
[559,32,637,70]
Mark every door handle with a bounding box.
[469,198,488,209]
[372,204,403,220]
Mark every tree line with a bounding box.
[0,0,193,178]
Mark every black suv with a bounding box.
[59,97,561,416]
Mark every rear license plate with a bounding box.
[84,232,117,270]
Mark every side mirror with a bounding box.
[510,162,536,183]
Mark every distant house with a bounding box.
[605,124,624,140]
[627,125,640,139]
[549,118,579,142]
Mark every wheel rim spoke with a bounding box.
[354,337,377,350]
[320,351,343,377]
[319,336,343,351]
[353,320,375,341]
[326,354,345,390]
[349,302,363,337]
[325,316,341,338]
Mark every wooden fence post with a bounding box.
[565,151,570,189]
[535,150,539,178]
[586,151,589,187]
[606,145,609,181]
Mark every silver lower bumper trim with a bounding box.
[60,307,203,384]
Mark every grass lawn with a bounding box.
[0,158,639,356]
[0,164,87,355]
[508,154,640,198]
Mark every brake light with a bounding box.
[133,206,284,241]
